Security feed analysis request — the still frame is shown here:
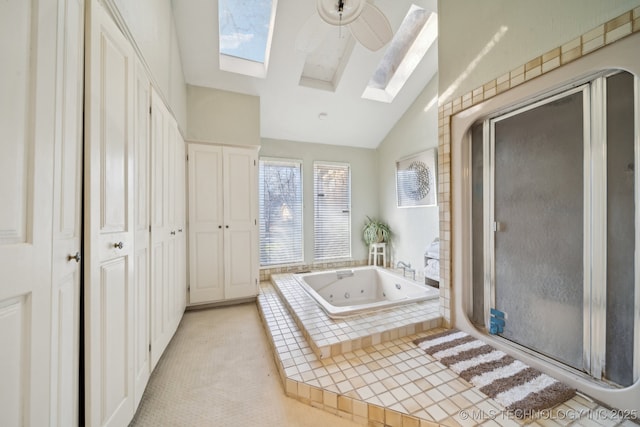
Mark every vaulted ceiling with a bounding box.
[172,0,438,149]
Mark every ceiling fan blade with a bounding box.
[294,13,330,53]
[348,3,392,51]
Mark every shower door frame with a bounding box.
[479,71,640,385]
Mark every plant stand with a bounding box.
[368,243,387,267]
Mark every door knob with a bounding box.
[67,252,81,263]
[114,242,124,249]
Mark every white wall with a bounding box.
[109,0,188,130]
[376,75,439,271]
[260,138,379,265]
[187,85,261,147]
[438,0,640,103]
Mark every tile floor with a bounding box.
[258,276,639,427]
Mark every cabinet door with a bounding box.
[188,144,225,304]
[50,0,84,425]
[0,0,58,425]
[133,60,151,406]
[223,147,258,300]
[84,2,135,426]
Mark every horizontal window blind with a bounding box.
[314,162,351,260]
[259,159,303,266]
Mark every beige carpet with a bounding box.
[129,303,362,427]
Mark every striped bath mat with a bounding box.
[414,330,575,416]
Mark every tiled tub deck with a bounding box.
[257,277,627,427]
[270,273,441,359]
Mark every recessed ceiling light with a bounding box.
[318,112,328,120]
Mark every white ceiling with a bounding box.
[172,0,438,149]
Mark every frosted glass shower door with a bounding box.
[491,88,586,371]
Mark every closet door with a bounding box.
[150,88,171,368]
[188,144,225,304]
[223,147,259,300]
[133,60,151,406]
[50,0,84,425]
[0,0,58,425]
[84,2,136,426]
[173,130,187,317]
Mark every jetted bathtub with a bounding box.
[294,266,439,318]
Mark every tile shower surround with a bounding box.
[437,8,640,327]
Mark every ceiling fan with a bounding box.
[298,0,393,52]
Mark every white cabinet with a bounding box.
[150,88,186,369]
[188,144,259,305]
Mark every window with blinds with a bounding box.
[314,162,351,260]
[259,158,303,266]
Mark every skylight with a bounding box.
[218,0,277,78]
[362,6,438,103]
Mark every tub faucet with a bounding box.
[396,261,415,280]
[396,261,410,274]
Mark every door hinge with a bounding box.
[187,285,190,292]
[149,225,151,233]
[254,159,256,166]
[149,343,151,353]
[186,154,189,161]
[255,219,257,226]
[149,106,152,115]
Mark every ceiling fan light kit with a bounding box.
[316,0,366,25]
[316,0,392,51]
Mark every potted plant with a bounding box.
[362,216,391,245]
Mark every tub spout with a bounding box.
[396,261,411,269]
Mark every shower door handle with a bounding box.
[493,221,505,232]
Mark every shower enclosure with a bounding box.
[470,71,638,387]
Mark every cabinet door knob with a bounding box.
[114,242,124,249]
[225,225,229,229]
[218,225,222,229]
[178,229,183,233]
[67,252,81,263]
[170,231,176,235]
